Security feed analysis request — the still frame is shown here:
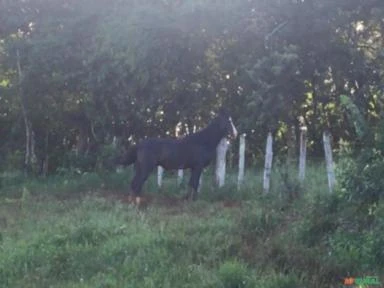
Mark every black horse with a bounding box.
[119,109,238,201]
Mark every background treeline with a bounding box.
[0,0,383,174]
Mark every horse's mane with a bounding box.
[182,116,223,148]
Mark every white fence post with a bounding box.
[177,170,183,186]
[237,134,246,189]
[157,166,164,188]
[299,126,307,181]
[323,131,336,192]
[112,136,118,148]
[215,138,229,187]
[263,132,273,193]
[175,123,183,186]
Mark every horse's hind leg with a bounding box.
[130,164,141,197]
[185,167,203,201]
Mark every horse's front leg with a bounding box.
[185,167,203,201]
[130,159,155,204]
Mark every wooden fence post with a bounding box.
[263,132,273,193]
[298,126,307,181]
[323,131,336,192]
[157,166,164,188]
[215,138,229,187]
[238,134,246,189]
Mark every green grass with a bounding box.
[0,163,383,288]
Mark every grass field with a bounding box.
[0,164,383,288]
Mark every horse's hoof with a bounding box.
[121,195,134,204]
[133,196,151,209]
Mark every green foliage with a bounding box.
[262,273,301,288]
[0,164,384,287]
[239,201,283,239]
[244,45,303,130]
[1,0,384,171]
[63,152,97,173]
[0,169,134,199]
[297,193,341,247]
[328,229,376,273]
[272,161,303,201]
[0,196,232,287]
[340,94,367,139]
[338,150,384,206]
[218,260,251,288]
[337,93,384,207]
[0,150,24,172]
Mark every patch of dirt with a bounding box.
[98,190,242,211]
[222,200,242,208]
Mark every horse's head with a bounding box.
[217,108,238,140]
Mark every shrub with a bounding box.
[218,260,250,288]
[297,193,341,247]
[337,149,384,207]
[338,94,384,208]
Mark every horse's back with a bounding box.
[138,137,179,150]
[136,137,211,170]
[136,138,179,168]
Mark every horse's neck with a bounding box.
[187,121,225,148]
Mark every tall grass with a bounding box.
[0,160,328,200]
[0,163,383,288]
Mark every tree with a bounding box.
[0,0,383,172]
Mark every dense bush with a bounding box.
[338,95,384,207]
[337,149,384,207]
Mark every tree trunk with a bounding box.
[287,125,297,166]
[16,49,37,174]
[42,131,49,177]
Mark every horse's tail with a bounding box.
[119,145,137,166]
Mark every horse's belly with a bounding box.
[160,161,189,170]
